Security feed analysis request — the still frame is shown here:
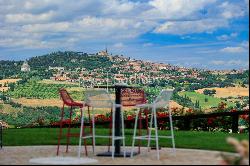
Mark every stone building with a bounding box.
[21,61,30,72]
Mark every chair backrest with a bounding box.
[153,89,174,108]
[84,89,113,108]
[121,88,147,106]
[59,88,74,106]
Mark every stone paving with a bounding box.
[0,145,229,165]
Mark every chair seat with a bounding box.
[64,101,84,108]
[136,103,155,108]
[135,103,170,109]
[85,102,122,109]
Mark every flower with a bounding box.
[230,109,237,112]
[221,137,249,165]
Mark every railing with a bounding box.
[92,110,249,133]
[37,111,249,133]
[169,110,249,133]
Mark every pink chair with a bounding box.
[57,88,93,156]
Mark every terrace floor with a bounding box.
[0,145,231,165]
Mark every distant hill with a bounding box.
[0,51,249,88]
[28,51,113,70]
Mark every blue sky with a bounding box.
[0,0,249,70]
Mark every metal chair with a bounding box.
[57,88,92,156]
[78,89,126,159]
[130,89,175,160]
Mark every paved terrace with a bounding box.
[0,145,230,165]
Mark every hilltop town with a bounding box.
[17,49,247,87]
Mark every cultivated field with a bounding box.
[38,79,79,85]
[0,79,21,84]
[195,86,249,98]
[0,79,21,92]
[12,98,63,107]
[179,91,235,110]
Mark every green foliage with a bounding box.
[179,91,235,109]
[203,89,216,96]
[143,87,162,103]
[28,51,113,71]
[7,81,78,99]
[0,106,77,128]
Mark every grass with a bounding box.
[179,91,235,110]
[2,128,249,152]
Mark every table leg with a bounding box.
[115,87,121,154]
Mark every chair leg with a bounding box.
[153,107,160,160]
[121,107,126,158]
[112,105,116,159]
[88,106,94,153]
[108,108,113,152]
[145,109,149,135]
[66,106,73,153]
[57,105,64,156]
[81,107,88,156]
[144,109,150,152]
[147,110,153,152]
[138,110,142,154]
[130,108,139,158]
[78,108,84,158]
[169,111,176,155]
[91,107,96,154]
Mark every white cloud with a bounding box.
[217,33,238,41]
[143,43,154,47]
[0,38,47,49]
[219,1,246,19]
[5,11,55,24]
[220,47,246,53]
[22,22,70,33]
[102,0,137,15]
[154,19,228,35]
[113,42,125,48]
[211,60,249,66]
[143,0,216,20]
[220,41,249,53]
[0,0,248,52]
[240,41,249,49]
[211,60,225,65]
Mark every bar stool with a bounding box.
[131,89,175,160]
[78,89,126,159]
[57,88,92,156]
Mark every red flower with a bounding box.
[207,117,215,125]
[240,115,249,121]
[186,108,193,114]
[127,115,134,121]
[230,109,237,112]
[157,112,169,118]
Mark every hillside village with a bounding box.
[24,49,245,86]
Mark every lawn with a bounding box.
[2,128,248,152]
[179,91,235,110]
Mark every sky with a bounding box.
[0,0,249,70]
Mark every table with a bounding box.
[94,84,140,157]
